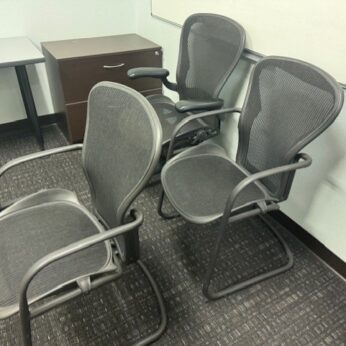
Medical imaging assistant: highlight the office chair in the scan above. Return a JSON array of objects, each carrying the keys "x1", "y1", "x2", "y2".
[
  {"x1": 0, "y1": 82, "x2": 166, "y2": 345},
  {"x1": 159, "y1": 56, "x2": 344, "y2": 300},
  {"x1": 128, "y1": 13, "x2": 245, "y2": 151}
]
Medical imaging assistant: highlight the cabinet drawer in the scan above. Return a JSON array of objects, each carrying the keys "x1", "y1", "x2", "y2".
[
  {"x1": 60, "y1": 50, "x2": 162, "y2": 104},
  {"x1": 65, "y1": 86, "x2": 163, "y2": 142},
  {"x1": 65, "y1": 102, "x2": 87, "y2": 143},
  {"x1": 141, "y1": 88, "x2": 162, "y2": 97}
]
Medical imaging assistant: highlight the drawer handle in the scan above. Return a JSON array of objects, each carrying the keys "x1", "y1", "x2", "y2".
[{"x1": 103, "y1": 63, "x2": 125, "y2": 69}]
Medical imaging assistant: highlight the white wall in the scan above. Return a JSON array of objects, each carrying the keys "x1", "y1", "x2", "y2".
[
  {"x1": 151, "y1": 0, "x2": 346, "y2": 83},
  {"x1": 0, "y1": 0, "x2": 136, "y2": 123},
  {"x1": 135, "y1": 0, "x2": 346, "y2": 262},
  {"x1": 134, "y1": 0, "x2": 180, "y2": 103}
]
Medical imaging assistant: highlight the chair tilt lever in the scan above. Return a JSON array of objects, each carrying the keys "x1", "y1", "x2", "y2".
[{"x1": 191, "y1": 128, "x2": 219, "y2": 145}]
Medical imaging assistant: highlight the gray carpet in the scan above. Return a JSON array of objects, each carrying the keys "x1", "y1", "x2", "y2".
[{"x1": 0, "y1": 124, "x2": 345, "y2": 345}]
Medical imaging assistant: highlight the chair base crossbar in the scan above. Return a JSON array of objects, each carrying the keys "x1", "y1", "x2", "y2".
[
  {"x1": 21, "y1": 260, "x2": 167, "y2": 346},
  {"x1": 157, "y1": 189, "x2": 180, "y2": 220},
  {"x1": 202, "y1": 213, "x2": 294, "y2": 300}
]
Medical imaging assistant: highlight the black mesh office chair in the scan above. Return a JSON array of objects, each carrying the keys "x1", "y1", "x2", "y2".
[
  {"x1": 159, "y1": 56, "x2": 344, "y2": 300},
  {"x1": 0, "y1": 82, "x2": 166, "y2": 345},
  {"x1": 128, "y1": 13, "x2": 245, "y2": 149}
]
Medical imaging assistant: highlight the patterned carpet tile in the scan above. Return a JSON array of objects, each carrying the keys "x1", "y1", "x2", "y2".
[{"x1": 0, "y1": 125, "x2": 345, "y2": 345}]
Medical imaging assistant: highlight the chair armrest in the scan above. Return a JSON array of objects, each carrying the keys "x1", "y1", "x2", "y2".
[
  {"x1": 128, "y1": 67, "x2": 169, "y2": 79},
  {"x1": 0, "y1": 144, "x2": 83, "y2": 178},
  {"x1": 19, "y1": 209, "x2": 143, "y2": 343},
  {"x1": 222, "y1": 153, "x2": 312, "y2": 221},
  {"x1": 175, "y1": 99, "x2": 224, "y2": 113},
  {"x1": 166, "y1": 107, "x2": 242, "y2": 161},
  {"x1": 127, "y1": 67, "x2": 177, "y2": 91}
]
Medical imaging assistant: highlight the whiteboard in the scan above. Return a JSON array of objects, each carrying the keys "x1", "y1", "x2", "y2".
[{"x1": 151, "y1": 0, "x2": 346, "y2": 83}]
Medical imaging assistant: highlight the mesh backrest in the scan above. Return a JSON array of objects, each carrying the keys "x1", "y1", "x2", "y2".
[
  {"x1": 82, "y1": 82, "x2": 162, "y2": 227},
  {"x1": 176, "y1": 13, "x2": 245, "y2": 100},
  {"x1": 236, "y1": 57, "x2": 344, "y2": 200}
]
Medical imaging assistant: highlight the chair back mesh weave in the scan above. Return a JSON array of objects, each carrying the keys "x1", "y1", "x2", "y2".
[
  {"x1": 83, "y1": 82, "x2": 162, "y2": 227},
  {"x1": 236, "y1": 57, "x2": 344, "y2": 200},
  {"x1": 176, "y1": 13, "x2": 245, "y2": 100}
]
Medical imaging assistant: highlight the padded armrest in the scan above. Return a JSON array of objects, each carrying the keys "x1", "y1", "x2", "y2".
[
  {"x1": 127, "y1": 67, "x2": 170, "y2": 79},
  {"x1": 128, "y1": 67, "x2": 177, "y2": 91},
  {"x1": 175, "y1": 99, "x2": 224, "y2": 113}
]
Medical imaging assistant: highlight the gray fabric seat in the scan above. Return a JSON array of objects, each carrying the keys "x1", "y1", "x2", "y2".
[
  {"x1": 162, "y1": 143, "x2": 272, "y2": 224},
  {"x1": 0, "y1": 189, "x2": 111, "y2": 318},
  {"x1": 128, "y1": 14, "x2": 245, "y2": 147}
]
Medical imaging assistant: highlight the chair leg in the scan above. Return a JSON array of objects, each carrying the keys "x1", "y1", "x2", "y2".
[
  {"x1": 202, "y1": 214, "x2": 294, "y2": 300},
  {"x1": 134, "y1": 260, "x2": 167, "y2": 346},
  {"x1": 20, "y1": 261, "x2": 167, "y2": 346},
  {"x1": 157, "y1": 188, "x2": 180, "y2": 220}
]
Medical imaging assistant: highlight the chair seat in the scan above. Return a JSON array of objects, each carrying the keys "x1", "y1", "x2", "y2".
[
  {"x1": 0, "y1": 189, "x2": 113, "y2": 318},
  {"x1": 147, "y1": 94, "x2": 213, "y2": 145},
  {"x1": 161, "y1": 143, "x2": 274, "y2": 224}
]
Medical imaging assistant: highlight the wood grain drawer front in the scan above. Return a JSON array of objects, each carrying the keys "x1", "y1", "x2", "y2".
[
  {"x1": 60, "y1": 50, "x2": 162, "y2": 104},
  {"x1": 65, "y1": 86, "x2": 161, "y2": 143},
  {"x1": 141, "y1": 88, "x2": 162, "y2": 97},
  {"x1": 66, "y1": 102, "x2": 87, "y2": 142}
]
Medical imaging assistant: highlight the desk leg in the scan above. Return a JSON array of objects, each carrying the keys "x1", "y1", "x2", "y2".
[{"x1": 15, "y1": 65, "x2": 44, "y2": 150}]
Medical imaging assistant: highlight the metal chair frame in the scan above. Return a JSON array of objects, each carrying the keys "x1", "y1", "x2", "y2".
[
  {"x1": 0, "y1": 136, "x2": 167, "y2": 344},
  {"x1": 158, "y1": 107, "x2": 312, "y2": 300},
  {"x1": 159, "y1": 54, "x2": 344, "y2": 299}
]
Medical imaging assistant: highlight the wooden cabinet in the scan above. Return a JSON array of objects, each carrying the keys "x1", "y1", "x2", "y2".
[{"x1": 42, "y1": 34, "x2": 162, "y2": 143}]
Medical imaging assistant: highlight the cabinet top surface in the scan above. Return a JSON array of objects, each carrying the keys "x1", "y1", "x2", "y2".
[{"x1": 41, "y1": 34, "x2": 161, "y2": 60}]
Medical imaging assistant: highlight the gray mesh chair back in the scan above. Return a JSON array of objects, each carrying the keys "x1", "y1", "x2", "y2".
[
  {"x1": 176, "y1": 13, "x2": 245, "y2": 100},
  {"x1": 83, "y1": 82, "x2": 162, "y2": 228},
  {"x1": 236, "y1": 57, "x2": 344, "y2": 200}
]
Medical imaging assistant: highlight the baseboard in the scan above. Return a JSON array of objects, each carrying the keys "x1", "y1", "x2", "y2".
[
  {"x1": 271, "y1": 210, "x2": 346, "y2": 279},
  {"x1": 0, "y1": 113, "x2": 62, "y2": 135}
]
